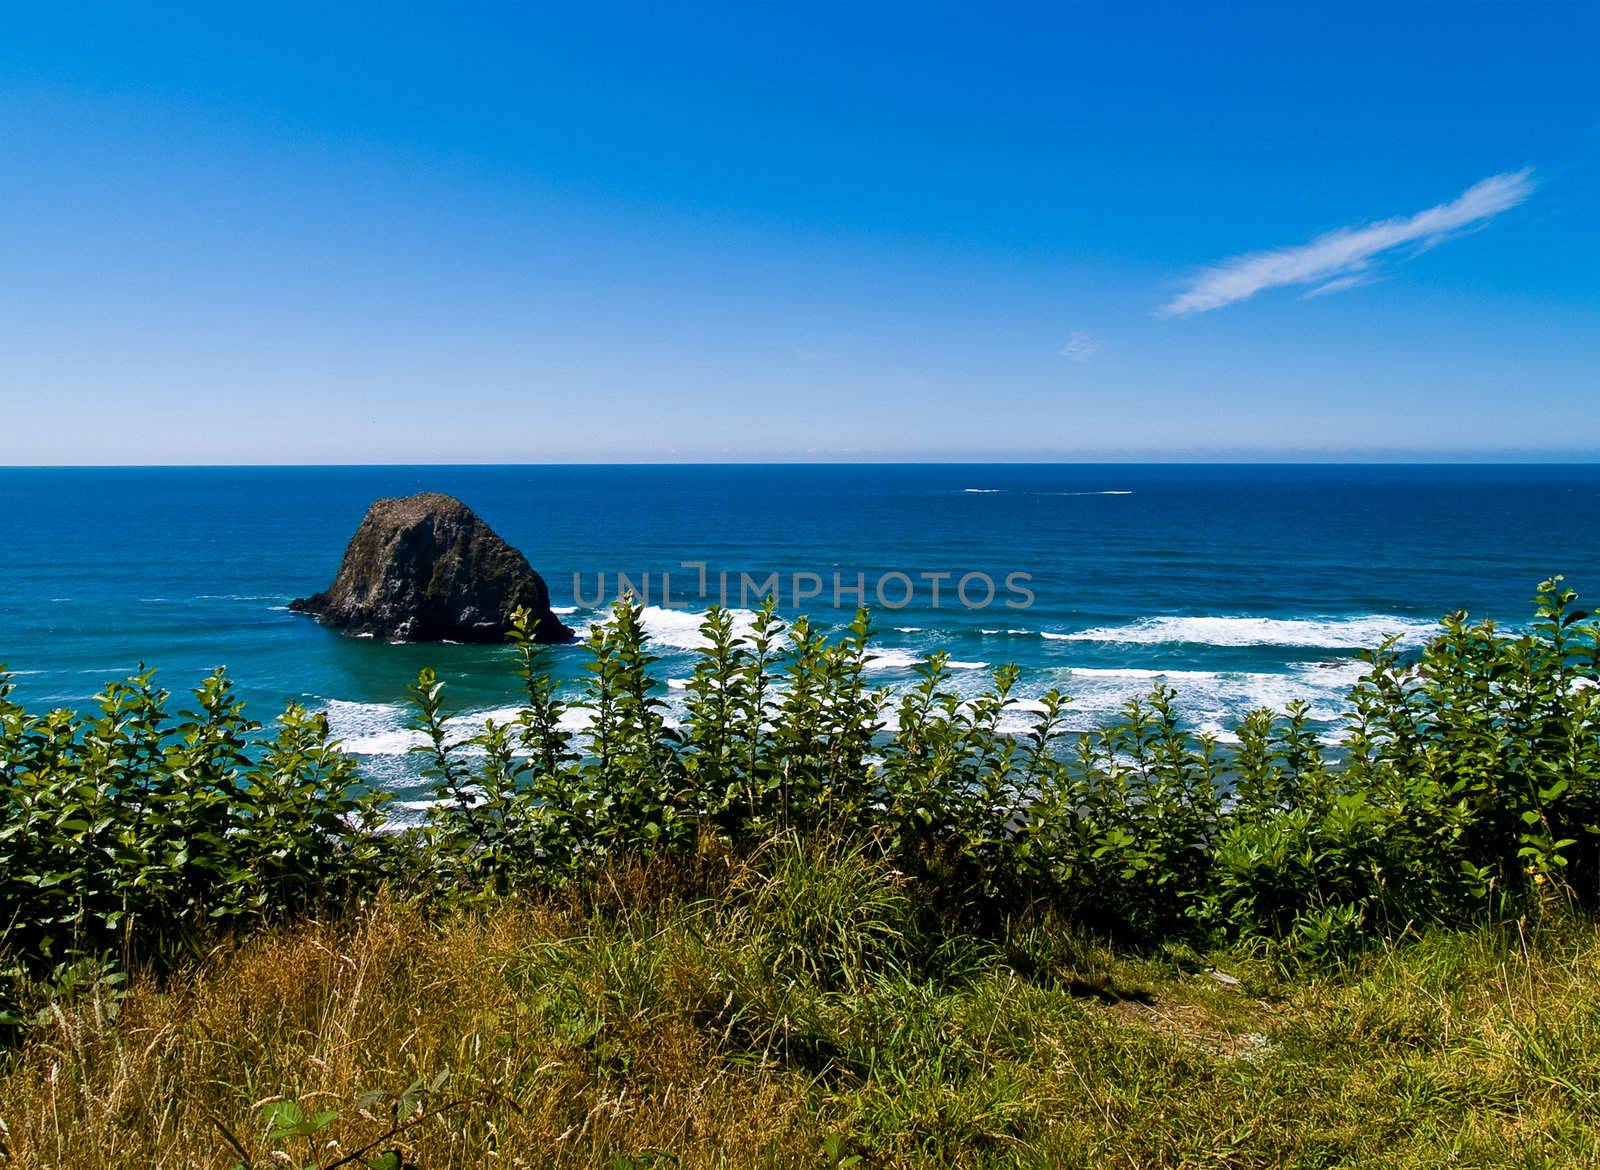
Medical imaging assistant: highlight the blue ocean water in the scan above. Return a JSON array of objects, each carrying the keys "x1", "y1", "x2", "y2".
[{"x1": 3, "y1": 465, "x2": 1597, "y2": 797}]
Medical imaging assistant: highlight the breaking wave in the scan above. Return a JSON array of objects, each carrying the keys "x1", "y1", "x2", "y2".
[{"x1": 1046, "y1": 614, "x2": 1436, "y2": 649}]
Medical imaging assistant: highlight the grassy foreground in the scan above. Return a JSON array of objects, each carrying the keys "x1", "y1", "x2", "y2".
[{"x1": 3, "y1": 840, "x2": 1599, "y2": 1169}]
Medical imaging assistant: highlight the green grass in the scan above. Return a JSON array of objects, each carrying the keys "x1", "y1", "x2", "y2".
[{"x1": 3, "y1": 840, "x2": 1598, "y2": 1169}]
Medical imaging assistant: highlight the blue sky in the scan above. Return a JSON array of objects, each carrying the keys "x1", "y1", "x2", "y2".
[{"x1": 2, "y1": 2, "x2": 1597, "y2": 463}]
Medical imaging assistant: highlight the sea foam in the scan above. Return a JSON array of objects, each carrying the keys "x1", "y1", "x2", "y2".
[
  {"x1": 325, "y1": 697, "x2": 601, "y2": 757},
  {"x1": 864, "y1": 647, "x2": 922, "y2": 671},
  {"x1": 322, "y1": 653, "x2": 1372, "y2": 762},
  {"x1": 638, "y1": 605, "x2": 764, "y2": 651},
  {"x1": 1047, "y1": 614, "x2": 1435, "y2": 649}
]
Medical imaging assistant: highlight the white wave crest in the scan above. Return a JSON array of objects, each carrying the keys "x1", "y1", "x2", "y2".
[
  {"x1": 1054, "y1": 660, "x2": 1370, "y2": 731},
  {"x1": 639, "y1": 605, "x2": 764, "y2": 651},
  {"x1": 324, "y1": 699, "x2": 414, "y2": 755},
  {"x1": 896, "y1": 658, "x2": 1373, "y2": 738},
  {"x1": 1047, "y1": 614, "x2": 1435, "y2": 649},
  {"x1": 325, "y1": 697, "x2": 599, "y2": 757},
  {"x1": 864, "y1": 648, "x2": 922, "y2": 671}
]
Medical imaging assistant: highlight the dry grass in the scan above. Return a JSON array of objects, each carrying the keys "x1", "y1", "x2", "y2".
[{"x1": 3, "y1": 853, "x2": 1600, "y2": 1168}]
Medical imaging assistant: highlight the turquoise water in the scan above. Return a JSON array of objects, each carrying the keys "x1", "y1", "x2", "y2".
[{"x1": 4, "y1": 464, "x2": 1597, "y2": 797}]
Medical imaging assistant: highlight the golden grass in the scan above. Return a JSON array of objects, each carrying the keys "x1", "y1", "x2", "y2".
[{"x1": 3, "y1": 869, "x2": 1600, "y2": 1168}]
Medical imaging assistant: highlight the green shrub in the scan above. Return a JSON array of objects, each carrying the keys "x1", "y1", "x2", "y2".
[
  {"x1": 6, "y1": 577, "x2": 1600, "y2": 1024},
  {"x1": 0, "y1": 668, "x2": 385, "y2": 1025}
]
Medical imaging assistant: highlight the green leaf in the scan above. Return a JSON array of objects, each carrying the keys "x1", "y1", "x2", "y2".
[{"x1": 263, "y1": 1100, "x2": 304, "y2": 1139}]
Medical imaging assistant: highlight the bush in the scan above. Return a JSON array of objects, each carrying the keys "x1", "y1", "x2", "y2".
[
  {"x1": 6, "y1": 577, "x2": 1600, "y2": 1024},
  {"x1": 0, "y1": 669, "x2": 385, "y2": 1025}
]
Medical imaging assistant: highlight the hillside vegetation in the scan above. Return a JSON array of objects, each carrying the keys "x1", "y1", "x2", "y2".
[{"x1": 3, "y1": 579, "x2": 1600, "y2": 1166}]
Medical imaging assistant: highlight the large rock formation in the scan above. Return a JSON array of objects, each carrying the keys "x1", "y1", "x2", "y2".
[{"x1": 289, "y1": 493, "x2": 572, "y2": 644}]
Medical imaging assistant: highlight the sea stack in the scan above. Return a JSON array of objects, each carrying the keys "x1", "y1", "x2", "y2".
[{"x1": 289, "y1": 493, "x2": 572, "y2": 644}]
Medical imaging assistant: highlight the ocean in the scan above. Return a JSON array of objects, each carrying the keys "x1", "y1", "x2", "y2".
[{"x1": 3, "y1": 464, "x2": 1596, "y2": 799}]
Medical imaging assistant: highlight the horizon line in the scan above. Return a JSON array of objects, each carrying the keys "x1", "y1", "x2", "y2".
[{"x1": 5, "y1": 453, "x2": 1600, "y2": 470}]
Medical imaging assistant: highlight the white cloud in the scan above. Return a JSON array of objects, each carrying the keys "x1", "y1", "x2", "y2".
[
  {"x1": 1161, "y1": 168, "x2": 1535, "y2": 316},
  {"x1": 1299, "y1": 273, "x2": 1377, "y2": 299},
  {"x1": 1059, "y1": 331, "x2": 1100, "y2": 361}
]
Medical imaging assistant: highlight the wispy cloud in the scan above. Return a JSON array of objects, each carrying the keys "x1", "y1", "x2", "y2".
[
  {"x1": 1161, "y1": 168, "x2": 1535, "y2": 316},
  {"x1": 1059, "y1": 331, "x2": 1100, "y2": 362},
  {"x1": 1299, "y1": 273, "x2": 1377, "y2": 300}
]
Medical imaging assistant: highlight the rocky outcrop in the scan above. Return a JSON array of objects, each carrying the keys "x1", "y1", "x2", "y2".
[{"x1": 289, "y1": 493, "x2": 572, "y2": 644}]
